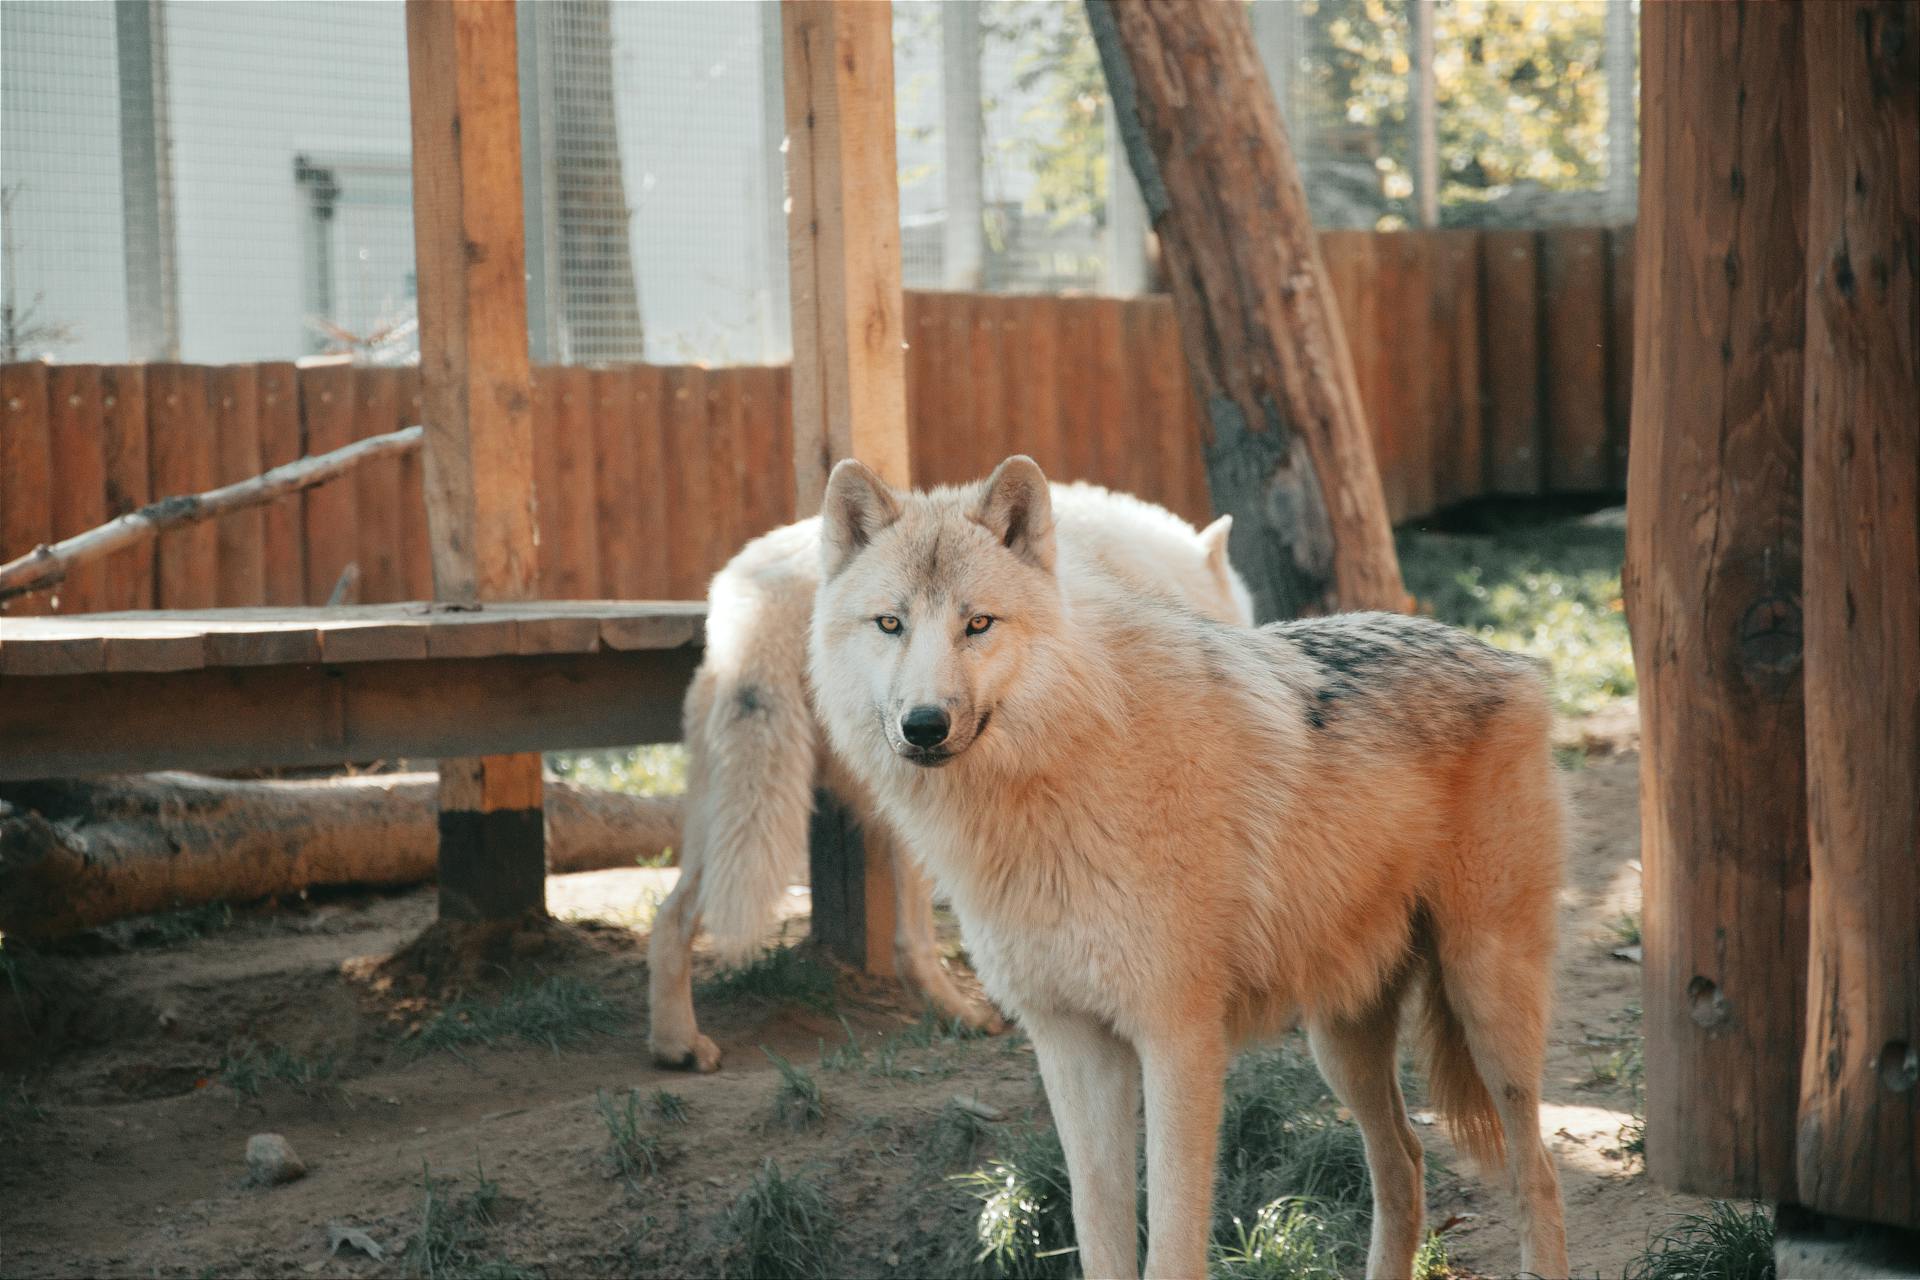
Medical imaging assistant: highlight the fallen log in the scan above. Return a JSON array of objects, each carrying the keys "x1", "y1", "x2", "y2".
[
  {"x1": 0, "y1": 771, "x2": 679, "y2": 937},
  {"x1": 0, "y1": 425, "x2": 423, "y2": 603}
]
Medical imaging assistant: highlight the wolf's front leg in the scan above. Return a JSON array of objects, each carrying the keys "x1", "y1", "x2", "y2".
[
  {"x1": 1024, "y1": 1010, "x2": 1141, "y2": 1280},
  {"x1": 1140, "y1": 1027, "x2": 1228, "y2": 1280}
]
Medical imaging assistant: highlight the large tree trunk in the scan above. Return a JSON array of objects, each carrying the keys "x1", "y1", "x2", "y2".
[
  {"x1": 0, "y1": 773, "x2": 679, "y2": 938},
  {"x1": 1624, "y1": 1, "x2": 1809, "y2": 1203},
  {"x1": 1796, "y1": 0, "x2": 1919, "y2": 1231},
  {"x1": 1086, "y1": 0, "x2": 1404, "y2": 620}
]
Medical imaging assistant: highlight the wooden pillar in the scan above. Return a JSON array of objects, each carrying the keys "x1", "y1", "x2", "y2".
[
  {"x1": 1623, "y1": 0, "x2": 1808, "y2": 1202},
  {"x1": 1796, "y1": 0, "x2": 1919, "y2": 1230},
  {"x1": 405, "y1": 0, "x2": 547, "y2": 924},
  {"x1": 1087, "y1": 0, "x2": 1404, "y2": 620},
  {"x1": 783, "y1": 0, "x2": 908, "y2": 977}
]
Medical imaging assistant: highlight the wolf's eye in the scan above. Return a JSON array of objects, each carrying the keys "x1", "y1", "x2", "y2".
[
  {"x1": 876, "y1": 615, "x2": 902, "y2": 634},
  {"x1": 966, "y1": 614, "x2": 994, "y2": 636}
]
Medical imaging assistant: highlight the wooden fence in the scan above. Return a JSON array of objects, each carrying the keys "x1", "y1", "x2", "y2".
[{"x1": 0, "y1": 226, "x2": 1633, "y2": 616}]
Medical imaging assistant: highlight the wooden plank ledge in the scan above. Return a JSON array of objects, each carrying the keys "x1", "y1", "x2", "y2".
[{"x1": 0, "y1": 601, "x2": 705, "y2": 781}]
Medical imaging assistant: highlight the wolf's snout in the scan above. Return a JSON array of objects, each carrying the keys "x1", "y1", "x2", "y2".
[{"x1": 900, "y1": 705, "x2": 951, "y2": 748}]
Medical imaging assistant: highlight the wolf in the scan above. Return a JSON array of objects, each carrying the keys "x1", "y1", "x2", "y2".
[
  {"x1": 646, "y1": 481, "x2": 1255, "y2": 1073},
  {"x1": 808, "y1": 455, "x2": 1571, "y2": 1280}
]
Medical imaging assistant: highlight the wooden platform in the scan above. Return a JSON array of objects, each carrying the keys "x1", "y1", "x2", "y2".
[{"x1": 0, "y1": 602, "x2": 705, "y2": 780}]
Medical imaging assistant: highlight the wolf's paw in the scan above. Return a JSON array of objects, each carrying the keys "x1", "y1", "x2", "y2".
[
  {"x1": 650, "y1": 1033, "x2": 723, "y2": 1073},
  {"x1": 951, "y1": 997, "x2": 1008, "y2": 1037}
]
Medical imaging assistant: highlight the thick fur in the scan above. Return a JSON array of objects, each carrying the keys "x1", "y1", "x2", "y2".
[
  {"x1": 809, "y1": 457, "x2": 1570, "y2": 1280},
  {"x1": 645, "y1": 482, "x2": 1253, "y2": 1074}
]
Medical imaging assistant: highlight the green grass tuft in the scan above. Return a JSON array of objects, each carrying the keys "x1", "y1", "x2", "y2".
[
  {"x1": 1610, "y1": 912, "x2": 1643, "y2": 947},
  {"x1": 545, "y1": 745, "x2": 687, "y2": 799},
  {"x1": 697, "y1": 946, "x2": 838, "y2": 1012},
  {"x1": 401, "y1": 1159, "x2": 537, "y2": 1280},
  {"x1": 1215, "y1": 1044, "x2": 1373, "y2": 1234},
  {"x1": 720, "y1": 1158, "x2": 838, "y2": 1280},
  {"x1": 1214, "y1": 1197, "x2": 1362, "y2": 1279},
  {"x1": 415, "y1": 977, "x2": 622, "y2": 1055},
  {"x1": 1624, "y1": 1202, "x2": 1775, "y2": 1280},
  {"x1": 649, "y1": 1089, "x2": 689, "y2": 1125},
  {"x1": 924, "y1": 1098, "x2": 995, "y2": 1169},
  {"x1": 595, "y1": 1088, "x2": 665, "y2": 1181},
  {"x1": 1399, "y1": 521, "x2": 1633, "y2": 717},
  {"x1": 953, "y1": 1123, "x2": 1084, "y2": 1280},
  {"x1": 763, "y1": 1048, "x2": 825, "y2": 1129},
  {"x1": 218, "y1": 1042, "x2": 336, "y2": 1098}
]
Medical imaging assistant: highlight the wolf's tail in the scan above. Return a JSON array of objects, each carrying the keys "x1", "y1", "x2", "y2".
[
  {"x1": 684, "y1": 581, "x2": 820, "y2": 964},
  {"x1": 1417, "y1": 947, "x2": 1508, "y2": 1175}
]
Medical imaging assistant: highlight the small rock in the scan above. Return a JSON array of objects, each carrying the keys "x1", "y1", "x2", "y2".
[
  {"x1": 327, "y1": 1224, "x2": 385, "y2": 1261},
  {"x1": 950, "y1": 1094, "x2": 1004, "y2": 1122},
  {"x1": 246, "y1": 1133, "x2": 307, "y2": 1186}
]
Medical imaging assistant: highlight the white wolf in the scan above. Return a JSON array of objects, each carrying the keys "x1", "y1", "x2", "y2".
[
  {"x1": 646, "y1": 481, "x2": 1255, "y2": 1073},
  {"x1": 809, "y1": 456, "x2": 1570, "y2": 1280}
]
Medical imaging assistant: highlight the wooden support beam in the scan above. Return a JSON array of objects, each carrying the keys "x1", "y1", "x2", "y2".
[
  {"x1": 1624, "y1": 0, "x2": 1809, "y2": 1203},
  {"x1": 1797, "y1": 0, "x2": 1919, "y2": 1231},
  {"x1": 782, "y1": 0, "x2": 909, "y2": 977},
  {"x1": 405, "y1": 0, "x2": 546, "y2": 925}
]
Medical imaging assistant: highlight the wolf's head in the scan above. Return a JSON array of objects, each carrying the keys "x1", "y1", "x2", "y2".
[{"x1": 810, "y1": 456, "x2": 1069, "y2": 773}]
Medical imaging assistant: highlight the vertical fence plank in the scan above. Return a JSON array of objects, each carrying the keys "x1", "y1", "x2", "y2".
[
  {"x1": 1542, "y1": 227, "x2": 1611, "y2": 491},
  {"x1": 148, "y1": 364, "x2": 218, "y2": 609},
  {"x1": 530, "y1": 368, "x2": 563, "y2": 598},
  {"x1": 1430, "y1": 230, "x2": 1486, "y2": 510},
  {"x1": 935, "y1": 292, "x2": 977, "y2": 485},
  {"x1": 549, "y1": 364, "x2": 601, "y2": 599},
  {"x1": 1, "y1": 364, "x2": 54, "y2": 616},
  {"x1": 395, "y1": 368, "x2": 433, "y2": 600},
  {"x1": 734, "y1": 365, "x2": 785, "y2": 546},
  {"x1": 662, "y1": 364, "x2": 712, "y2": 598},
  {"x1": 707, "y1": 370, "x2": 745, "y2": 576},
  {"x1": 47, "y1": 365, "x2": 109, "y2": 614},
  {"x1": 1140, "y1": 297, "x2": 1205, "y2": 525},
  {"x1": 352, "y1": 366, "x2": 408, "y2": 603},
  {"x1": 210, "y1": 364, "x2": 266, "y2": 606},
  {"x1": 98, "y1": 364, "x2": 153, "y2": 611},
  {"x1": 1056, "y1": 299, "x2": 1101, "y2": 484},
  {"x1": 903, "y1": 292, "x2": 931, "y2": 481},
  {"x1": 970, "y1": 295, "x2": 1009, "y2": 484},
  {"x1": 591, "y1": 367, "x2": 643, "y2": 598},
  {"x1": 1607, "y1": 226, "x2": 1637, "y2": 490},
  {"x1": 1015, "y1": 297, "x2": 1065, "y2": 484},
  {"x1": 256, "y1": 363, "x2": 307, "y2": 605},
  {"x1": 627, "y1": 365, "x2": 672, "y2": 598},
  {"x1": 299, "y1": 362, "x2": 358, "y2": 604},
  {"x1": 1090, "y1": 296, "x2": 1128, "y2": 493},
  {"x1": 1481, "y1": 229, "x2": 1544, "y2": 494}
]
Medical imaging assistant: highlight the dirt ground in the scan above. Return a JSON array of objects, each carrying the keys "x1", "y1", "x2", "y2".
[{"x1": 1, "y1": 720, "x2": 1706, "y2": 1279}]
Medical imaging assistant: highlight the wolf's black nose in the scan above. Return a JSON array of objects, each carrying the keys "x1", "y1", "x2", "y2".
[{"x1": 901, "y1": 705, "x2": 951, "y2": 748}]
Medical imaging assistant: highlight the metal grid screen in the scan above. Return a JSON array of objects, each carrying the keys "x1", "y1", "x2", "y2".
[{"x1": 1, "y1": 0, "x2": 1634, "y2": 367}]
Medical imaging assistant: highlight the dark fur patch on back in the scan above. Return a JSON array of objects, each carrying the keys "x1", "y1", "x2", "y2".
[{"x1": 734, "y1": 684, "x2": 766, "y2": 718}]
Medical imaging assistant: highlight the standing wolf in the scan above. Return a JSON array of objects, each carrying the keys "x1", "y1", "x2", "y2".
[
  {"x1": 646, "y1": 482, "x2": 1254, "y2": 1073},
  {"x1": 809, "y1": 456, "x2": 1571, "y2": 1280}
]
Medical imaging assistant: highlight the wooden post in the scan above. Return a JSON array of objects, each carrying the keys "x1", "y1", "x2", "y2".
[
  {"x1": 1087, "y1": 0, "x2": 1405, "y2": 620},
  {"x1": 405, "y1": 0, "x2": 547, "y2": 925},
  {"x1": 1796, "y1": 0, "x2": 1919, "y2": 1230},
  {"x1": 1623, "y1": 0, "x2": 1808, "y2": 1203},
  {"x1": 783, "y1": 0, "x2": 907, "y2": 977}
]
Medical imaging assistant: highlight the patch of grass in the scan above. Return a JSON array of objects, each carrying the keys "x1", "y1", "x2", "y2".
[
  {"x1": 720, "y1": 1158, "x2": 838, "y2": 1280},
  {"x1": 218, "y1": 1042, "x2": 336, "y2": 1098},
  {"x1": 764, "y1": 1048, "x2": 825, "y2": 1129},
  {"x1": 954, "y1": 1123, "x2": 1083, "y2": 1280},
  {"x1": 1399, "y1": 521, "x2": 1633, "y2": 717},
  {"x1": 595, "y1": 1088, "x2": 665, "y2": 1181},
  {"x1": 414, "y1": 977, "x2": 622, "y2": 1055},
  {"x1": 821, "y1": 1012, "x2": 979, "y2": 1082},
  {"x1": 557, "y1": 885, "x2": 665, "y2": 933},
  {"x1": 1624, "y1": 1202, "x2": 1775, "y2": 1280},
  {"x1": 545, "y1": 745, "x2": 687, "y2": 799},
  {"x1": 1215, "y1": 1043, "x2": 1373, "y2": 1235},
  {"x1": 401, "y1": 1159, "x2": 537, "y2": 1280},
  {"x1": 1610, "y1": 912, "x2": 1643, "y2": 948},
  {"x1": 697, "y1": 946, "x2": 837, "y2": 1013},
  {"x1": 1214, "y1": 1197, "x2": 1362, "y2": 1279},
  {"x1": 649, "y1": 1089, "x2": 689, "y2": 1125},
  {"x1": 924, "y1": 1098, "x2": 995, "y2": 1169}
]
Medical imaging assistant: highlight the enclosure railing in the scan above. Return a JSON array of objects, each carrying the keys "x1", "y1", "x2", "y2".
[{"x1": 0, "y1": 226, "x2": 1633, "y2": 616}]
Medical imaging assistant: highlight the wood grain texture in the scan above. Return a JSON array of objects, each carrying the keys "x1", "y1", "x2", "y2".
[
  {"x1": 298, "y1": 362, "x2": 359, "y2": 604},
  {"x1": 1, "y1": 363, "x2": 54, "y2": 617},
  {"x1": 256, "y1": 363, "x2": 307, "y2": 606},
  {"x1": 1796, "y1": 0, "x2": 1919, "y2": 1230},
  {"x1": 1481, "y1": 229, "x2": 1544, "y2": 494},
  {"x1": 1430, "y1": 230, "x2": 1485, "y2": 509},
  {"x1": 209, "y1": 365, "x2": 265, "y2": 606},
  {"x1": 1624, "y1": 0, "x2": 1809, "y2": 1204},
  {"x1": 1606, "y1": 227, "x2": 1636, "y2": 489},
  {"x1": 350, "y1": 367, "x2": 409, "y2": 604},
  {"x1": 47, "y1": 365, "x2": 109, "y2": 613},
  {"x1": 1090, "y1": 0, "x2": 1404, "y2": 619},
  {"x1": 98, "y1": 365, "x2": 153, "y2": 612},
  {"x1": 591, "y1": 367, "x2": 645, "y2": 599},
  {"x1": 1542, "y1": 226, "x2": 1610, "y2": 491},
  {"x1": 626, "y1": 364, "x2": 672, "y2": 599}
]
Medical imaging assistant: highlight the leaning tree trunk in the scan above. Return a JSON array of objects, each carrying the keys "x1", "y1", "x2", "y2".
[
  {"x1": 1086, "y1": 0, "x2": 1404, "y2": 620},
  {"x1": 1623, "y1": 1, "x2": 1809, "y2": 1202},
  {"x1": 0, "y1": 773, "x2": 679, "y2": 938},
  {"x1": 1796, "y1": 0, "x2": 1919, "y2": 1231}
]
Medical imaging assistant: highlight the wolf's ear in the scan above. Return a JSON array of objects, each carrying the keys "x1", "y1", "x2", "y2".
[
  {"x1": 974, "y1": 455, "x2": 1055, "y2": 572},
  {"x1": 820, "y1": 458, "x2": 903, "y2": 578},
  {"x1": 1199, "y1": 514, "x2": 1234, "y2": 576}
]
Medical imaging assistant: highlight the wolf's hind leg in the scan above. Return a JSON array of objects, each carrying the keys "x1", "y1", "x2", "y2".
[
  {"x1": 1025, "y1": 1010, "x2": 1141, "y2": 1280},
  {"x1": 886, "y1": 838, "x2": 1005, "y2": 1034},
  {"x1": 1307, "y1": 979, "x2": 1425, "y2": 1280},
  {"x1": 647, "y1": 671, "x2": 722, "y2": 1072}
]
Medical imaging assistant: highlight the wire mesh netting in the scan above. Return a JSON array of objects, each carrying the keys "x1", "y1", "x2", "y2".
[{"x1": 1, "y1": 0, "x2": 1635, "y2": 369}]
